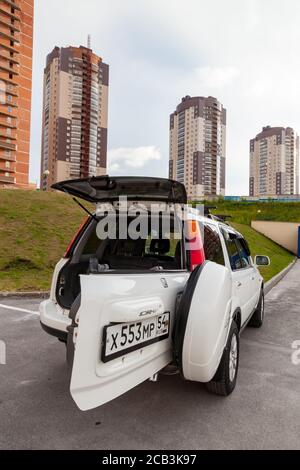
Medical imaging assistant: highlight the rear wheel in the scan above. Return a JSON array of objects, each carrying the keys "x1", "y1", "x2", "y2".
[
  {"x1": 248, "y1": 289, "x2": 264, "y2": 328},
  {"x1": 206, "y1": 321, "x2": 239, "y2": 396}
]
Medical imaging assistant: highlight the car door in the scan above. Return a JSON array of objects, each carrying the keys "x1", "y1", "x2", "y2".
[
  {"x1": 69, "y1": 271, "x2": 189, "y2": 411},
  {"x1": 52, "y1": 175, "x2": 187, "y2": 204},
  {"x1": 235, "y1": 237, "x2": 261, "y2": 311},
  {"x1": 221, "y1": 230, "x2": 255, "y2": 326}
]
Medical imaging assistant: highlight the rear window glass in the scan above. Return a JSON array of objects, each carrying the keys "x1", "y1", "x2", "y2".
[{"x1": 81, "y1": 214, "x2": 184, "y2": 271}]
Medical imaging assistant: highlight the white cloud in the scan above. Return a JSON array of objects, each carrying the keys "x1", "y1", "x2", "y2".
[
  {"x1": 194, "y1": 66, "x2": 240, "y2": 90},
  {"x1": 30, "y1": 0, "x2": 300, "y2": 195},
  {"x1": 109, "y1": 163, "x2": 120, "y2": 172},
  {"x1": 108, "y1": 146, "x2": 162, "y2": 175}
]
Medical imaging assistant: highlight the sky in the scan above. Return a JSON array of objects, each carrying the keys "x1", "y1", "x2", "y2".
[{"x1": 30, "y1": 0, "x2": 300, "y2": 194}]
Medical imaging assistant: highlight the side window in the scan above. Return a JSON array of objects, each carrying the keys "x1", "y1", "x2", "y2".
[
  {"x1": 235, "y1": 239, "x2": 251, "y2": 268},
  {"x1": 222, "y1": 230, "x2": 251, "y2": 271},
  {"x1": 224, "y1": 237, "x2": 243, "y2": 271},
  {"x1": 203, "y1": 224, "x2": 225, "y2": 266}
]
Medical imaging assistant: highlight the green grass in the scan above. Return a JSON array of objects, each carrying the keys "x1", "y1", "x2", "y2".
[
  {"x1": 0, "y1": 190, "x2": 86, "y2": 292},
  {"x1": 196, "y1": 199, "x2": 300, "y2": 226},
  {"x1": 0, "y1": 191, "x2": 298, "y2": 291},
  {"x1": 197, "y1": 199, "x2": 298, "y2": 282},
  {"x1": 231, "y1": 223, "x2": 295, "y2": 282}
]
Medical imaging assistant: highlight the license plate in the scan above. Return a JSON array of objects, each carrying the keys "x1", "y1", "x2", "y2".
[{"x1": 102, "y1": 313, "x2": 170, "y2": 363}]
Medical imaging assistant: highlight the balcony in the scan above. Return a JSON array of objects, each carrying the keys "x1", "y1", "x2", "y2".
[
  {"x1": 0, "y1": 174, "x2": 14, "y2": 184},
  {"x1": 2, "y1": 0, "x2": 21, "y2": 11},
  {"x1": 0, "y1": 151, "x2": 16, "y2": 161},
  {"x1": 0, "y1": 107, "x2": 17, "y2": 119},
  {"x1": 1, "y1": 99, "x2": 18, "y2": 107},
  {"x1": 0, "y1": 119, "x2": 17, "y2": 129},
  {"x1": 0, "y1": 131, "x2": 16, "y2": 139},
  {"x1": 0, "y1": 139, "x2": 16, "y2": 150},
  {"x1": 0, "y1": 163, "x2": 15, "y2": 172},
  {"x1": 0, "y1": 62, "x2": 19, "y2": 75},
  {"x1": 0, "y1": 7, "x2": 20, "y2": 21},
  {"x1": 0, "y1": 50, "x2": 19, "y2": 64},
  {"x1": 0, "y1": 29, "x2": 20, "y2": 43},
  {"x1": 0, "y1": 73, "x2": 18, "y2": 86},
  {"x1": 0, "y1": 40, "x2": 20, "y2": 54},
  {"x1": 0, "y1": 18, "x2": 20, "y2": 32}
]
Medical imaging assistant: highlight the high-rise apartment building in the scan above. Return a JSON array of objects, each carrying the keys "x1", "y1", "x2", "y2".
[
  {"x1": 249, "y1": 126, "x2": 299, "y2": 197},
  {"x1": 40, "y1": 45, "x2": 109, "y2": 191},
  {"x1": 169, "y1": 95, "x2": 226, "y2": 200},
  {"x1": 0, "y1": 0, "x2": 34, "y2": 188}
]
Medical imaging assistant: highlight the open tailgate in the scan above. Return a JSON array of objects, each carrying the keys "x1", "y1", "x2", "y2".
[{"x1": 52, "y1": 176, "x2": 187, "y2": 204}]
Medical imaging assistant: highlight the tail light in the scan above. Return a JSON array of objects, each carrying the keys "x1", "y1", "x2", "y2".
[
  {"x1": 186, "y1": 220, "x2": 205, "y2": 271},
  {"x1": 64, "y1": 217, "x2": 90, "y2": 258}
]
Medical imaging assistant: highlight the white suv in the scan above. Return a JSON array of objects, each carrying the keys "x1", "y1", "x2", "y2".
[{"x1": 40, "y1": 176, "x2": 270, "y2": 411}]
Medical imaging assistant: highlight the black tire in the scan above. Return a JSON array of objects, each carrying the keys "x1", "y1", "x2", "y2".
[
  {"x1": 248, "y1": 289, "x2": 264, "y2": 328},
  {"x1": 206, "y1": 321, "x2": 239, "y2": 397}
]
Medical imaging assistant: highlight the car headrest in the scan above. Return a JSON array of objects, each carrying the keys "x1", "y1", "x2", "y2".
[
  {"x1": 115, "y1": 238, "x2": 145, "y2": 256},
  {"x1": 150, "y1": 239, "x2": 170, "y2": 255}
]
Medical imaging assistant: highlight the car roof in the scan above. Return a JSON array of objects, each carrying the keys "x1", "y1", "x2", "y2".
[{"x1": 187, "y1": 208, "x2": 241, "y2": 235}]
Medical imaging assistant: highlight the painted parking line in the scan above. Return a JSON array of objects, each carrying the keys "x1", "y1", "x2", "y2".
[{"x1": 0, "y1": 304, "x2": 40, "y2": 316}]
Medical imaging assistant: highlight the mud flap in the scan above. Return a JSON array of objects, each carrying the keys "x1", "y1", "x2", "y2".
[{"x1": 174, "y1": 262, "x2": 232, "y2": 383}]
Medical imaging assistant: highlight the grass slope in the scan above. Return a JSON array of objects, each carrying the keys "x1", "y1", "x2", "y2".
[
  {"x1": 231, "y1": 223, "x2": 295, "y2": 282},
  {"x1": 0, "y1": 191, "x2": 298, "y2": 291},
  {"x1": 0, "y1": 190, "x2": 86, "y2": 291},
  {"x1": 206, "y1": 200, "x2": 300, "y2": 226}
]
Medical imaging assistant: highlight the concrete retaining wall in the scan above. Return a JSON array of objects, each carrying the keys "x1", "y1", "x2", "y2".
[{"x1": 251, "y1": 220, "x2": 300, "y2": 256}]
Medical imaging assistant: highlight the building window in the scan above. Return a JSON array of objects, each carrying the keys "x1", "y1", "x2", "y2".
[{"x1": 5, "y1": 162, "x2": 10, "y2": 169}]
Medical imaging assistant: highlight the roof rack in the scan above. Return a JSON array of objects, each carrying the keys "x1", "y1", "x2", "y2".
[
  {"x1": 204, "y1": 206, "x2": 232, "y2": 225},
  {"x1": 204, "y1": 206, "x2": 217, "y2": 216},
  {"x1": 214, "y1": 214, "x2": 232, "y2": 223}
]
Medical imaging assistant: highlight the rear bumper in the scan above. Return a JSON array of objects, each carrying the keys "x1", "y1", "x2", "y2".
[
  {"x1": 40, "y1": 322, "x2": 68, "y2": 343},
  {"x1": 39, "y1": 299, "x2": 71, "y2": 341}
]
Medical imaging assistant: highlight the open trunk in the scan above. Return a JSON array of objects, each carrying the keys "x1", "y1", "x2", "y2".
[
  {"x1": 56, "y1": 212, "x2": 186, "y2": 310},
  {"x1": 53, "y1": 176, "x2": 188, "y2": 310}
]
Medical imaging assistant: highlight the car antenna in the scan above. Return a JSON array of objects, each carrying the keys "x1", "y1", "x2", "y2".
[{"x1": 72, "y1": 197, "x2": 98, "y2": 222}]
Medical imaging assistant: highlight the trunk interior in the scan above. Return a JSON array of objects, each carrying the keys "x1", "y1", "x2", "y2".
[{"x1": 56, "y1": 213, "x2": 185, "y2": 310}]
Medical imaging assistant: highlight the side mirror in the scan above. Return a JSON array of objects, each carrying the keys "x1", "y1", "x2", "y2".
[{"x1": 255, "y1": 255, "x2": 271, "y2": 267}]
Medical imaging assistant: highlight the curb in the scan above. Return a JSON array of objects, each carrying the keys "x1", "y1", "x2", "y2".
[
  {"x1": 265, "y1": 259, "x2": 297, "y2": 295},
  {"x1": 0, "y1": 291, "x2": 50, "y2": 300}
]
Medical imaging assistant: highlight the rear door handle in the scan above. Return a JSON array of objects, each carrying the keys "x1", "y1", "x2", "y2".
[{"x1": 237, "y1": 281, "x2": 242, "y2": 288}]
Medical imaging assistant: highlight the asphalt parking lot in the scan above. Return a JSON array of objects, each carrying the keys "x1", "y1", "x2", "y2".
[{"x1": 0, "y1": 262, "x2": 300, "y2": 450}]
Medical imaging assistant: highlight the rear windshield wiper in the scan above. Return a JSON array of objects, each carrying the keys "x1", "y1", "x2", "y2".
[{"x1": 73, "y1": 197, "x2": 98, "y2": 222}]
